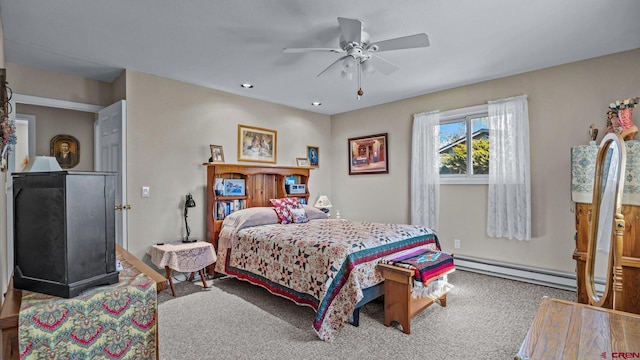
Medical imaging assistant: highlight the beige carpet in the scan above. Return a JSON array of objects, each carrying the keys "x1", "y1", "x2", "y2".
[{"x1": 158, "y1": 270, "x2": 576, "y2": 360}]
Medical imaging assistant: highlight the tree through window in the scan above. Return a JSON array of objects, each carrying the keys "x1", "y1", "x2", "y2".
[{"x1": 438, "y1": 115, "x2": 489, "y2": 177}]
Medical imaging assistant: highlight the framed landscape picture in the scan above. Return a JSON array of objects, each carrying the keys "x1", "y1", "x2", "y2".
[
  {"x1": 238, "y1": 124, "x2": 277, "y2": 163},
  {"x1": 348, "y1": 133, "x2": 388, "y2": 175}
]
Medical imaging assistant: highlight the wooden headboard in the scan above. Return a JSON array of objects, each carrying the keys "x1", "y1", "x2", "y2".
[{"x1": 203, "y1": 163, "x2": 310, "y2": 253}]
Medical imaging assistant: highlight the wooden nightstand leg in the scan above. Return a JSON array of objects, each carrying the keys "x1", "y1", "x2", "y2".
[
  {"x1": 164, "y1": 266, "x2": 176, "y2": 296},
  {"x1": 199, "y1": 269, "x2": 208, "y2": 288}
]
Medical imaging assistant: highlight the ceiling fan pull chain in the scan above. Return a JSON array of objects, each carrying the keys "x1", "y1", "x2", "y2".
[{"x1": 357, "y1": 61, "x2": 363, "y2": 100}]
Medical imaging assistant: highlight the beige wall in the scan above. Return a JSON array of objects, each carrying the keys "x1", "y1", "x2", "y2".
[
  {"x1": 7, "y1": 63, "x2": 113, "y2": 106},
  {"x1": 123, "y1": 71, "x2": 331, "y2": 259},
  {"x1": 331, "y1": 48, "x2": 640, "y2": 274},
  {"x1": 16, "y1": 104, "x2": 95, "y2": 171}
]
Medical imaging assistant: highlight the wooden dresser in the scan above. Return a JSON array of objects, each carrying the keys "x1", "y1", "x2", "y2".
[
  {"x1": 571, "y1": 141, "x2": 640, "y2": 313},
  {"x1": 573, "y1": 202, "x2": 640, "y2": 313}
]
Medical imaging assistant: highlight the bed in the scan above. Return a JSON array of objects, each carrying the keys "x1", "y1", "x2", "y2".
[{"x1": 214, "y1": 205, "x2": 448, "y2": 341}]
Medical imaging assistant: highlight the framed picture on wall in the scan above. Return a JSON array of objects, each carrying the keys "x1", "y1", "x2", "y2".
[
  {"x1": 50, "y1": 134, "x2": 80, "y2": 169},
  {"x1": 348, "y1": 133, "x2": 388, "y2": 175},
  {"x1": 307, "y1": 146, "x2": 319, "y2": 168},
  {"x1": 237, "y1": 124, "x2": 277, "y2": 163}
]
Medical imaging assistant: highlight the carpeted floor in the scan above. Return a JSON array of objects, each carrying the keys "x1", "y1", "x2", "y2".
[{"x1": 158, "y1": 270, "x2": 576, "y2": 359}]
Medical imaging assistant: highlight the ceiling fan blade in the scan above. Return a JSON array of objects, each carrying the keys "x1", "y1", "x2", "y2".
[
  {"x1": 337, "y1": 17, "x2": 362, "y2": 44},
  {"x1": 283, "y1": 47, "x2": 344, "y2": 54},
  {"x1": 368, "y1": 54, "x2": 400, "y2": 75},
  {"x1": 369, "y1": 33, "x2": 430, "y2": 52},
  {"x1": 317, "y1": 55, "x2": 348, "y2": 77}
]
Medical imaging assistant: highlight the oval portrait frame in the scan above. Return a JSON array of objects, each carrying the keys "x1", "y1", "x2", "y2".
[{"x1": 50, "y1": 134, "x2": 80, "y2": 169}]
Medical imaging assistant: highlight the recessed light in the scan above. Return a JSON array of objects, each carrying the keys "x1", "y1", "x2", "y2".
[
  {"x1": 240, "y1": 83, "x2": 254, "y2": 89},
  {"x1": 311, "y1": 102, "x2": 322, "y2": 106}
]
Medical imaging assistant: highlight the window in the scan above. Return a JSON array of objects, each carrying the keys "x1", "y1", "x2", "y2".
[{"x1": 437, "y1": 105, "x2": 489, "y2": 184}]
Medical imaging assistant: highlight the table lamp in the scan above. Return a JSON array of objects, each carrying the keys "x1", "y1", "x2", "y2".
[
  {"x1": 21, "y1": 156, "x2": 63, "y2": 172},
  {"x1": 183, "y1": 193, "x2": 197, "y2": 243},
  {"x1": 314, "y1": 195, "x2": 333, "y2": 217}
]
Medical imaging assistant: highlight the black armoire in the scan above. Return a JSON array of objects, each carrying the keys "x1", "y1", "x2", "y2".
[{"x1": 12, "y1": 171, "x2": 119, "y2": 298}]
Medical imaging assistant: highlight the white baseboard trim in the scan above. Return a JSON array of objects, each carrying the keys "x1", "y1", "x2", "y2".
[{"x1": 454, "y1": 255, "x2": 577, "y2": 291}]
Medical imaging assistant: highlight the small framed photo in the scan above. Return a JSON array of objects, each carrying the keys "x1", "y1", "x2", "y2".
[
  {"x1": 50, "y1": 134, "x2": 80, "y2": 169},
  {"x1": 210, "y1": 145, "x2": 225, "y2": 163},
  {"x1": 238, "y1": 124, "x2": 277, "y2": 163},
  {"x1": 296, "y1": 157, "x2": 310, "y2": 167},
  {"x1": 348, "y1": 133, "x2": 389, "y2": 175},
  {"x1": 223, "y1": 179, "x2": 245, "y2": 196},
  {"x1": 307, "y1": 146, "x2": 319, "y2": 168}
]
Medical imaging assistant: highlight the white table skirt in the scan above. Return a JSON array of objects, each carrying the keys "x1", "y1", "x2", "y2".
[{"x1": 148, "y1": 240, "x2": 217, "y2": 272}]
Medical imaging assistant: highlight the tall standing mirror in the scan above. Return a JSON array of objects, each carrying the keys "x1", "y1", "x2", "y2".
[{"x1": 585, "y1": 133, "x2": 626, "y2": 309}]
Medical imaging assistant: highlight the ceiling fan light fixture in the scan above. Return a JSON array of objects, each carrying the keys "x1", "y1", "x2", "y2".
[
  {"x1": 342, "y1": 55, "x2": 356, "y2": 72},
  {"x1": 361, "y1": 59, "x2": 374, "y2": 76},
  {"x1": 340, "y1": 70, "x2": 353, "y2": 80}
]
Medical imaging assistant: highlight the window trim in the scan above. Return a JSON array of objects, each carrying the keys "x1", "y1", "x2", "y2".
[{"x1": 438, "y1": 104, "x2": 489, "y2": 185}]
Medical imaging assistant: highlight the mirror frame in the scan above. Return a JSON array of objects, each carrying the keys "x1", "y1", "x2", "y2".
[{"x1": 585, "y1": 133, "x2": 626, "y2": 309}]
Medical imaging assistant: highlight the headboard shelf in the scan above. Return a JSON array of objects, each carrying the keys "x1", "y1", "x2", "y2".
[{"x1": 203, "y1": 163, "x2": 311, "y2": 261}]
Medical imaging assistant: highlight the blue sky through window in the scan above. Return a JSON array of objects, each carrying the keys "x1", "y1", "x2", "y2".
[{"x1": 439, "y1": 117, "x2": 488, "y2": 148}]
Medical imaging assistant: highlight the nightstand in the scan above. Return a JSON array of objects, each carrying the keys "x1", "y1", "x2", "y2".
[{"x1": 147, "y1": 241, "x2": 217, "y2": 296}]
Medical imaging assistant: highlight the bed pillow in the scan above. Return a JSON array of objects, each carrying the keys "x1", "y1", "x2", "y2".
[
  {"x1": 218, "y1": 207, "x2": 279, "y2": 249},
  {"x1": 303, "y1": 205, "x2": 329, "y2": 220},
  {"x1": 269, "y1": 197, "x2": 302, "y2": 224},
  {"x1": 222, "y1": 207, "x2": 279, "y2": 228}
]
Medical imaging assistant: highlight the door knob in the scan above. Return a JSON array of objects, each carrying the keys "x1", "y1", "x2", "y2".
[{"x1": 115, "y1": 205, "x2": 123, "y2": 211}]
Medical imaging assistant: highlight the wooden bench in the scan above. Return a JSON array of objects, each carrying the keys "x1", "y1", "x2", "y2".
[{"x1": 378, "y1": 263, "x2": 452, "y2": 334}]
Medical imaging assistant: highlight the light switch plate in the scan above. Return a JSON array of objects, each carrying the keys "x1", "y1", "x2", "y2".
[{"x1": 142, "y1": 186, "x2": 150, "y2": 197}]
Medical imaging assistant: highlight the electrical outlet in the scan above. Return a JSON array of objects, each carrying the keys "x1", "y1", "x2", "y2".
[
  {"x1": 454, "y1": 239, "x2": 461, "y2": 249},
  {"x1": 142, "y1": 186, "x2": 150, "y2": 197}
]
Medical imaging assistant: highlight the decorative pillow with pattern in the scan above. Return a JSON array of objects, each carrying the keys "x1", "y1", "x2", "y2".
[
  {"x1": 290, "y1": 207, "x2": 309, "y2": 223},
  {"x1": 269, "y1": 197, "x2": 302, "y2": 224}
]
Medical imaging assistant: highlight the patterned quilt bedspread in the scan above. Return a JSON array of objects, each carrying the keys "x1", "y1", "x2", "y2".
[{"x1": 215, "y1": 218, "x2": 440, "y2": 341}]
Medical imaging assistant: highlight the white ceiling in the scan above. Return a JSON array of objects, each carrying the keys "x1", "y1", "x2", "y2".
[{"x1": 1, "y1": 0, "x2": 639, "y2": 115}]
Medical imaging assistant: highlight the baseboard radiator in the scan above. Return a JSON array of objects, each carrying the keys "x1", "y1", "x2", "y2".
[{"x1": 454, "y1": 255, "x2": 578, "y2": 292}]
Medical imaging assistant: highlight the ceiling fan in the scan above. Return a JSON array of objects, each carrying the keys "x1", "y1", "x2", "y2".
[{"x1": 283, "y1": 17, "x2": 430, "y2": 98}]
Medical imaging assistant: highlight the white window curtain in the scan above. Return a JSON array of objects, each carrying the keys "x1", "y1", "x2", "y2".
[
  {"x1": 411, "y1": 111, "x2": 440, "y2": 231},
  {"x1": 487, "y1": 95, "x2": 531, "y2": 240}
]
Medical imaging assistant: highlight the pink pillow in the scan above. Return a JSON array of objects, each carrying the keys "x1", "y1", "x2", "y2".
[{"x1": 269, "y1": 197, "x2": 302, "y2": 224}]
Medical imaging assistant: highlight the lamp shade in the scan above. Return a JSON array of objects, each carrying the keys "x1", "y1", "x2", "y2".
[
  {"x1": 314, "y1": 195, "x2": 333, "y2": 208},
  {"x1": 21, "y1": 156, "x2": 62, "y2": 172}
]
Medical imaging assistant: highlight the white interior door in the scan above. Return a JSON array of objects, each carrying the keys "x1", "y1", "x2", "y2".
[{"x1": 95, "y1": 100, "x2": 127, "y2": 248}]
